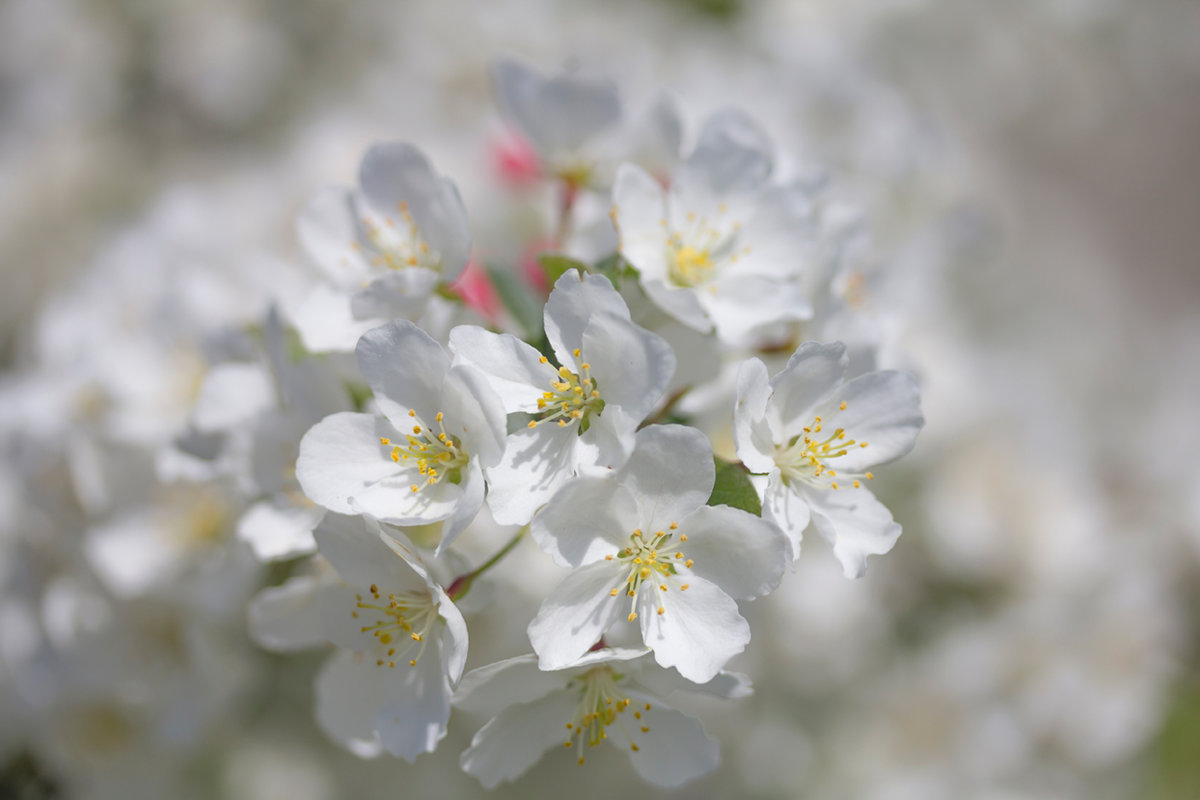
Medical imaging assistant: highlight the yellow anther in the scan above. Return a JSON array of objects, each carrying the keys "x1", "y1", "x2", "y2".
[
  {"x1": 409, "y1": 659, "x2": 416, "y2": 667},
  {"x1": 558, "y1": 366, "x2": 571, "y2": 378},
  {"x1": 645, "y1": 703, "x2": 652, "y2": 710},
  {"x1": 412, "y1": 425, "x2": 421, "y2": 434},
  {"x1": 685, "y1": 559, "x2": 694, "y2": 568},
  {"x1": 435, "y1": 412, "x2": 443, "y2": 422},
  {"x1": 628, "y1": 612, "x2": 638, "y2": 622},
  {"x1": 860, "y1": 442, "x2": 869, "y2": 448},
  {"x1": 680, "y1": 534, "x2": 688, "y2": 542},
  {"x1": 604, "y1": 554, "x2": 613, "y2": 561},
  {"x1": 831, "y1": 482, "x2": 839, "y2": 490},
  {"x1": 669, "y1": 522, "x2": 678, "y2": 530},
  {"x1": 681, "y1": 584, "x2": 689, "y2": 591},
  {"x1": 853, "y1": 480, "x2": 861, "y2": 488},
  {"x1": 610, "y1": 588, "x2": 619, "y2": 596},
  {"x1": 866, "y1": 472, "x2": 874, "y2": 479},
  {"x1": 410, "y1": 484, "x2": 419, "y2": 492},
  {"x1": 840, "y1": 401, "x2": 847, "y2": 410},
  {"x1": 391, "y1": 449, "x2": 401, "y2": 463},
  {"x1": 580, "y1": 362, "x2": 590, "y2": 370},
  {"x1": 659, "y1": 584, "x2": 667, "y2": 592},
  {"x1": 641, "y1": 726, "x2": 650, "y2": 733},
  {"x1": 528, "y1": 420, "x2": 537, "y2": 428},
  {"x1": 380, "y1": 437, "x2": 390, "y2": 445},
  {"x1": 408, "y1": 409, "x2": 416, "y2": 417},
  {"x1": 634, "y1": 711, "x2": 641, "y2": 720},
  {"x1": 573, "y1": 348, "x2": 581, "y2": 357},
  {"x1": 539, "y1": 356, "x2": 548, "y2": 364}
]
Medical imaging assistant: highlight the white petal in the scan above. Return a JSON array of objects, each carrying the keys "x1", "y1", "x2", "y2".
[
  {"x1": 761, "y1": 472, "x2": 809, "y2": 561},
  {"x1": 349, "y1": 269, "x2": 439, "y2": 320},
  {"x1": 581, "y1": 312, "x2": 675, "y2": 422},
  {"x1": 641, "y1": 278, "x2": 712, "y2": 333},
  {"x1": 435, "y1": 461, "x2": 484, "y2": 554},
  {"x1": 354, "y1": 320, "x2": 449, "y2": 427},
  {"x1": 236, "y1": 501, "x2": 320, "y2": 562},
  {"x1": 490, "y1": 59, "x2": 621, "y2": 159},
  {"x1": 486, "y1": 423, "x2": 579, "y2": 528},
  {"x1": 454, "y1": 654, "x2": 564, "y2": 717},
  {"x1": 677, "y1": 505, "x2": 788, "y2": 600},
  {"x1": 625, "y1": 701, "x2": 720, "y2": 788},
  {"x1": 373, "y1": 640, "x2": 453, "y2": 761},
  {"x1": 291, "y1": 284, "x2": 375, "y2": 353},
  {"x1": 815, "y1": 370, "x2": 923, "y2": 471},
  {"x1": 573, "y1": 404, "x2": 637, "y2": 473},
  {"x1": 679, "y1": 109, "x2": 772, "y2": 196},
  {"x1": 358, "y1": 142, "x2": 470, "y2": 281},
  {"x1": 638, "y1": 575, "x2": 749, "y2": 684},
  {"x1": 528, "y1": 472, "x2": 638, "y2": 566},
  {"x1": 192, "y1": 363, "x2": 274, "y2": 432},
  {"x1": 441, "y1": 364, "x2": 507, "y2": 468},
  {"x1": 543, "y1": 271, "x2": 630, "y2": 367},
  {"x1": 247, "y1": 576, "x2": 332, "y2": 652},
  {"x1": 459, "y1": 690, "x2": 580, "y2": 789},
  {"x1": 436, "y1": 585, "x2": 470, "y2": 685},
  {"x1": 313, "y1": 511, "x2": 426, "y2": 595},
  {"x1": 314, "y1": 651, "x2": 384, "y2": 758},
  {"x1": 733, "y1": 358, "x2": 776, "y2": 473},
  {"x1": 448, "y1": 326, "x2": 556, "y2": 413},
  {"x1": 296, "y1": 412, "x2": 458, "y2": 524},
  {"x1": 613, "y1": 163, "x2": 670, "y2": 282},
  {"x1": 771, "y1": 341, "x2": 848, "y2": 441},
  {"x1": 698, "y1": 274, "x2": 812, "y2": 342},
  {"x1": 528, "y1": 561, "x2": 625, "y2": 670},
  {"x1": 619, "y1": 425, "x2": 713, "y2": 533},
  {"x1": 296, "y1": 186, "x2": 371, "y2": 286},
  {"x1": 805, "y1": 485, "x2": 901, "y2": 579}
]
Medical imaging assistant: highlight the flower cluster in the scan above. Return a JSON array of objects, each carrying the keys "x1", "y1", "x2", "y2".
[{"x1": 239, "y1": 59, "x2": 926, "y2": 789}]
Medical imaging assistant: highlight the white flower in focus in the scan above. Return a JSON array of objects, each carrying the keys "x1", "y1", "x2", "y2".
[
  {"x1": 456, "y1": 648, "x2": 747, "y2": 788},
  {"x1": 292, "y1": 142, "x2": 470, "y2": 352},
  {"x1": 527, "y1": 425, "x2": 789, "y2": 683},
  {"x1": 734, "y1": 342, "x2": 924, "y2": 578},
  {"x1": 248, "y1": 513, "x2": 468, "y2": 761},
  {"x1": 296, "y1": 320, "x2": 505, "y2": 552},
  {"x1": 613, "y1": 110, "x2": 816, "y2": 343},
  {"x1": 449, "y1": 271, "x2": 675, "y2": 525}
]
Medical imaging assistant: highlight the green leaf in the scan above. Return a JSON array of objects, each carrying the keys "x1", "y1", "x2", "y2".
[
  {"x1": 707, "y1": 457, "x2": 762, "y2": 516},
  {"x1": 537, "y1": 253, "x2": 586, "y2": 286},
  {"x1": 486, "y1": 265, "x2": 544, "y2": 339}
]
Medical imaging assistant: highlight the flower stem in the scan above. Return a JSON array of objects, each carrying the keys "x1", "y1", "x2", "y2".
[{"x1": 445, "y1": 527, "x2": 526, "y2": 602}]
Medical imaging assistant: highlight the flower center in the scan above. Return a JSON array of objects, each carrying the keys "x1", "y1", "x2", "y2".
[
  {"x1": 662, "y1": 206, "x2": 748, "y2": 288},
  {"x1": 562, "y1": 666, "x2": 652, "y2": 764},
  {"x1": 606, "y1": 524, "x2": 693, "y2": 622},
  {"x1": 379, "y1": 409, "x2": 469, "y2": 493},
  {"x1": 528, "y1": 356, "x2": 604, "y2": 432},
  {"x1": 774, "y1": 401, "x2": 872, "y2": 490},
  {"x1": 352, "y1": 582, "x2": 440, "y2": 668},
  {"x1": 357, "y1": 201, "x2": 442, "y2": 273}
]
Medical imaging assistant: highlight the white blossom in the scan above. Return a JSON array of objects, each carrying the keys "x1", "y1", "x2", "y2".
[
  {"x1": 527, "y1": 424, "x2": 789, "y2": 683},
  {"x1": 449, "y1": 270, "x2": 675, "y2": 525},
  {"x1": 734, "y1": 341, "x2": 923, "y2": 578}
]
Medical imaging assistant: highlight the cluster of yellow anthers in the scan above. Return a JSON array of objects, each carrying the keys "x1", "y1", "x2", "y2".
[
  {"x1": 351, "y1": 582, "x2": 440, "y2": 669},
  {"x1": 527, "y1": 350, "x2": 603, "y2": 430},
  {"x1": 659, "y1": 207, "x2": 750, "y2": 289},
  {"x1": 605, "y1": 523, "x2": 692, "y2": 622},
  {"x1": 352, "y1": 201, "x2": 436, "y2": 272},
  {"x1": 562, "y1": 666, "x2": 653, "y2": 764},
  {"x1": 775, "y1": 400, "x2": 873, "y2": 490},
  {"x1": 379, "y1": 410, "x2": 469, "y2": 493}
]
